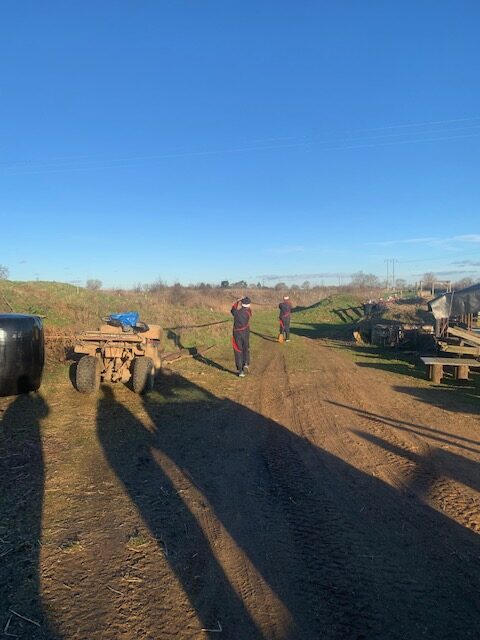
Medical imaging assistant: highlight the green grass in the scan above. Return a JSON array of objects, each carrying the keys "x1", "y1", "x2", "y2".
[
  {"x1": 0, "y1": 280, "x2": 227, "y2": 330},
  {"x1": 290, "y1": 293, "x2": 364, "y2": 340},
  {"x1": 127, "y1": 532, "x2": 150, "y2": 548}
]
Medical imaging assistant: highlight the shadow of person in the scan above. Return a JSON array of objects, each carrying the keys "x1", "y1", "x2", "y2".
[
  {"x1": 166, "y1": 329, "x2": 237, "y2": 374},
  {"x1": 96, "y1": 385, "x2": 262, "y2": 638},
  {"x1": 0, "y1": 393, "x2": 60, "y2": 639},
  {"x1": 193, "y1": 352, "x2": 238, "y2": 375},
  {"x1": 326, "y1": 399, "x2": 480, "y2": 452},
  {"x1": 393, "y1": 383, "x2": 480, "y2": 415},
  {"x1": 250, "y1": 330, "x2": 279, "y2": 343},
  {"x1": 353, "y1": 429, "x2": 480, "y2": 495},
  {"x1": 98, "y1": 375, "x2": 480, "y2": 639}
]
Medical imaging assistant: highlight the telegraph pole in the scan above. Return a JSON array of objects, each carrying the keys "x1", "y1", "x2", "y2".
[{"x1": 384, "y1": 258, "x2": 397, "y2": 291}]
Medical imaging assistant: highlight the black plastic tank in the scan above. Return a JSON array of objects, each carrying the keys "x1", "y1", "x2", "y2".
[{"x1": 0, "y1": 314, "x2": 45, "y2": 396}]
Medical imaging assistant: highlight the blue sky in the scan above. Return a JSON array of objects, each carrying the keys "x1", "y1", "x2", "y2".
[{"x1": 1, "y1": 1, "x2": 479, "y2": 288}]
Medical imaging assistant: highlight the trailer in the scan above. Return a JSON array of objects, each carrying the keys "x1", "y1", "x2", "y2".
[{"x1": 73, "y1": 321, "x2": 162, "y2": 394}]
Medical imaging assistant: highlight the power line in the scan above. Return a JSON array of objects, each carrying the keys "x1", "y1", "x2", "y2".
[
  {"x1": 359, "y1": 115, "x2": 480, "y2": 132},
  {"x1": 397, "y1": 251, "x2": 480, "y2": 265},
  {"x1": 2, "y1": 117, "x2": 480, "y2": 175}
]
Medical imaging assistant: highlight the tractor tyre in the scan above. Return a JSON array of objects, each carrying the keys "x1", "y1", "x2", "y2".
[
  {"x1": 132, "y1": 356, "x2": 155, "y2": 394},
  {"x1": 75, "y1": 356, "x2": 100, "y2": 393}
]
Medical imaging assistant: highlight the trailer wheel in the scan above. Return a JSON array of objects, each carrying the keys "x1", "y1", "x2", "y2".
[
  {"x1": 132, "y1": 356, "x2": 154, "y2": 394},
  {"x1": 75, "y1": 356, "x2": 100, "y2": 393}
]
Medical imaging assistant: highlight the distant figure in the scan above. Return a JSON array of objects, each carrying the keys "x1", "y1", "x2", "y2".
[
  {"x1": 231, "y1": 297, "x2": 252, "y2": 377},
  {"x1": 278, "y1": 295, "x2": 292, "y2": 342}
]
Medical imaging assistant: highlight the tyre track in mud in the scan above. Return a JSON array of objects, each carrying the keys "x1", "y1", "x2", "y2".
[
  {"x1": 315, "y1": 339, "x2": 479, "y2": 536},
  {"x1": 4, "y1": 332, "x2": 478, "y2": 640},
  {"x1": 233, "y1": 337, "x2": 480, "y2": 639},
  {"x1": 276, "y1": 334, "x2": 476, "y2": 529},
  {"x1": 304, "y1": 340, "x2": 480, "y2": 534},
  {"x1": 236, "y1": 348, "x2": 329, "y2": 639},
  {"x1": 238, "y1": 346, "x2": 395, "y2": 638}
]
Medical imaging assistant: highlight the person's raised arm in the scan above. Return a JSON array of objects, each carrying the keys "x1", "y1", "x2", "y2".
[{"x1": 231, "y1": 298, "x2": 242, "y2": 315}]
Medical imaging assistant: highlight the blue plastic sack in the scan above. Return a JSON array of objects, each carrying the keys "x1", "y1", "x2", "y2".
[{"x1": 108, "y1": 312, "x2": 139, "y2": 327}]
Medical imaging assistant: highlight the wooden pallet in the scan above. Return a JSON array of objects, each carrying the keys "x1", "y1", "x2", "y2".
[
  {"x1": 437, "y1": 341, "x2": 480, "y2": 357},
  {"x1": 447, "y1": 326, "x2": 480, "y2": 347}
]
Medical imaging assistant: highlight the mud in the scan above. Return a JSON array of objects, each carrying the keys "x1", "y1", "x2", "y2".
[{"x1": 0, "y1": 334, "x2": 479, "y2": 639}]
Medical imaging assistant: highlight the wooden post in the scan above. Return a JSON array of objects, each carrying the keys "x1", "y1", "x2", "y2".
[
  {"x1": 455, "y1": 365, "x2": 469, "y2": 381},
  {"x1": 430, "y1": 364, "x2": 443, "y2": 384}
]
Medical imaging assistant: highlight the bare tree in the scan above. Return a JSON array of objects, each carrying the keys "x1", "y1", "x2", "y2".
[
  {"x1": 454, "y1": 277, "x2": 474, "y2": 290},
  {"x1": 350, "y1": 271, "x2": 380, "y2": 288},
  {"x1": 86, "y1": 279, "x2": 102, "y2": 290},
  {"x1": 148, "y1": 278, "x2": 167, "y2": 292},
  {"x1": 422, "y1": 272, "x2": 435, "y2": 287},
  {"x1": 0, "y1": 265, "x2": 9, "y2": 280}
]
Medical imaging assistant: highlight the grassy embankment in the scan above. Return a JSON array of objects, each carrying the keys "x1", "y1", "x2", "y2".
[
  {"x1": 0, "y1": 279, "x2": 333, "y2": 367},
  {"x1": 1, "y1": 280, "x2": 476, "y2": 404}
]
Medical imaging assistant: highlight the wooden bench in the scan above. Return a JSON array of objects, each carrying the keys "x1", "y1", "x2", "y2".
[{"x1": 420, "y1": 357, "x2": 480, "y2": 384}]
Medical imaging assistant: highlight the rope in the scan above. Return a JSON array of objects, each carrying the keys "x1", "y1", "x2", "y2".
[
  {"x1": 166, "y1": 319, "x2": 230, "y2": 330},
  {"x1": 249, "y1": 301, "x2": 274, "y2": 307}
]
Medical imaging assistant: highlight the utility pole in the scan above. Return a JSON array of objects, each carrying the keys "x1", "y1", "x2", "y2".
[{"x1": 384, "y1": 258, "x2": 397, "y2": 291}]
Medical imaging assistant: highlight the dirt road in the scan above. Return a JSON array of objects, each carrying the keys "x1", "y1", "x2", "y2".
[{"x1": 1, "y1": 331, "x2": 479, "y2": 639}]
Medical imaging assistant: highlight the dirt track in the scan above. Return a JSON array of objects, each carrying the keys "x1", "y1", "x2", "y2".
[{"x1": 1, "y1": 332, "x2": 479, "y2": 639}]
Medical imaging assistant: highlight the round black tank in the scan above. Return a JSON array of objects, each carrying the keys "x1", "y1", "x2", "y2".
[{"x1": 0, "y1": 314, "x2": 45, "y2": 396}]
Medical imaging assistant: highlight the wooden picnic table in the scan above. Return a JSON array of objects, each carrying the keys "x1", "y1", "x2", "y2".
[{"x1": 420, "y1": 356, "x2": 480, "y2": 384}]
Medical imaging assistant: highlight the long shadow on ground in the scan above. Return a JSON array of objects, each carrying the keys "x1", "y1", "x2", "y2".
[
  {"x1": 0, "y1": 394, "x2": 61, "y2": 640},
  {"x1": 97, "y1": 374, "x2": 480, "y2": 640},
  {"x1": 393, "y1": 381, "x2": 480, "y2": 416},
  {"x1": 167, "y1": 329, "x2": 237, "y2": 375},
  {"x1": 251, "y1": 330, "x2": 279, "y2": 343},
  {"x1": 354, "y1": 430, "x2": 480, "y2": 495},
  {"x1": 290, "y1": 322, "x2": 354, "y2": 340},
  {"x1": 327, "y1": 400, "x2": 480, "y2": 452}
]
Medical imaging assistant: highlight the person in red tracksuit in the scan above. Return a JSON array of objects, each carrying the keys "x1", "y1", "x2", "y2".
[
  {"x1": 278, "y1": 295, "x2": 292, "y2": 342},
  {"x1": 231, "y1": 297, "x2": 252, "y2": 377}
]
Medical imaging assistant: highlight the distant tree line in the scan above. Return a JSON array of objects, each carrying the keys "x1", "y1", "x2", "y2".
[{"x1": 125, "y1": 271, "x2": 477, "y2": 294}]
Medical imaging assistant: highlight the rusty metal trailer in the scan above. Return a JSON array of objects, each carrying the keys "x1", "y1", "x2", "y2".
[{"x1": 73, "y1": 323, "x2": 162, "y2": 393}]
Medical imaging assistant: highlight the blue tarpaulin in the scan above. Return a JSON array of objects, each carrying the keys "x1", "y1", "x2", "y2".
[{"x1": 108, "y1": 312, "x2": 139, "y2": 327}]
